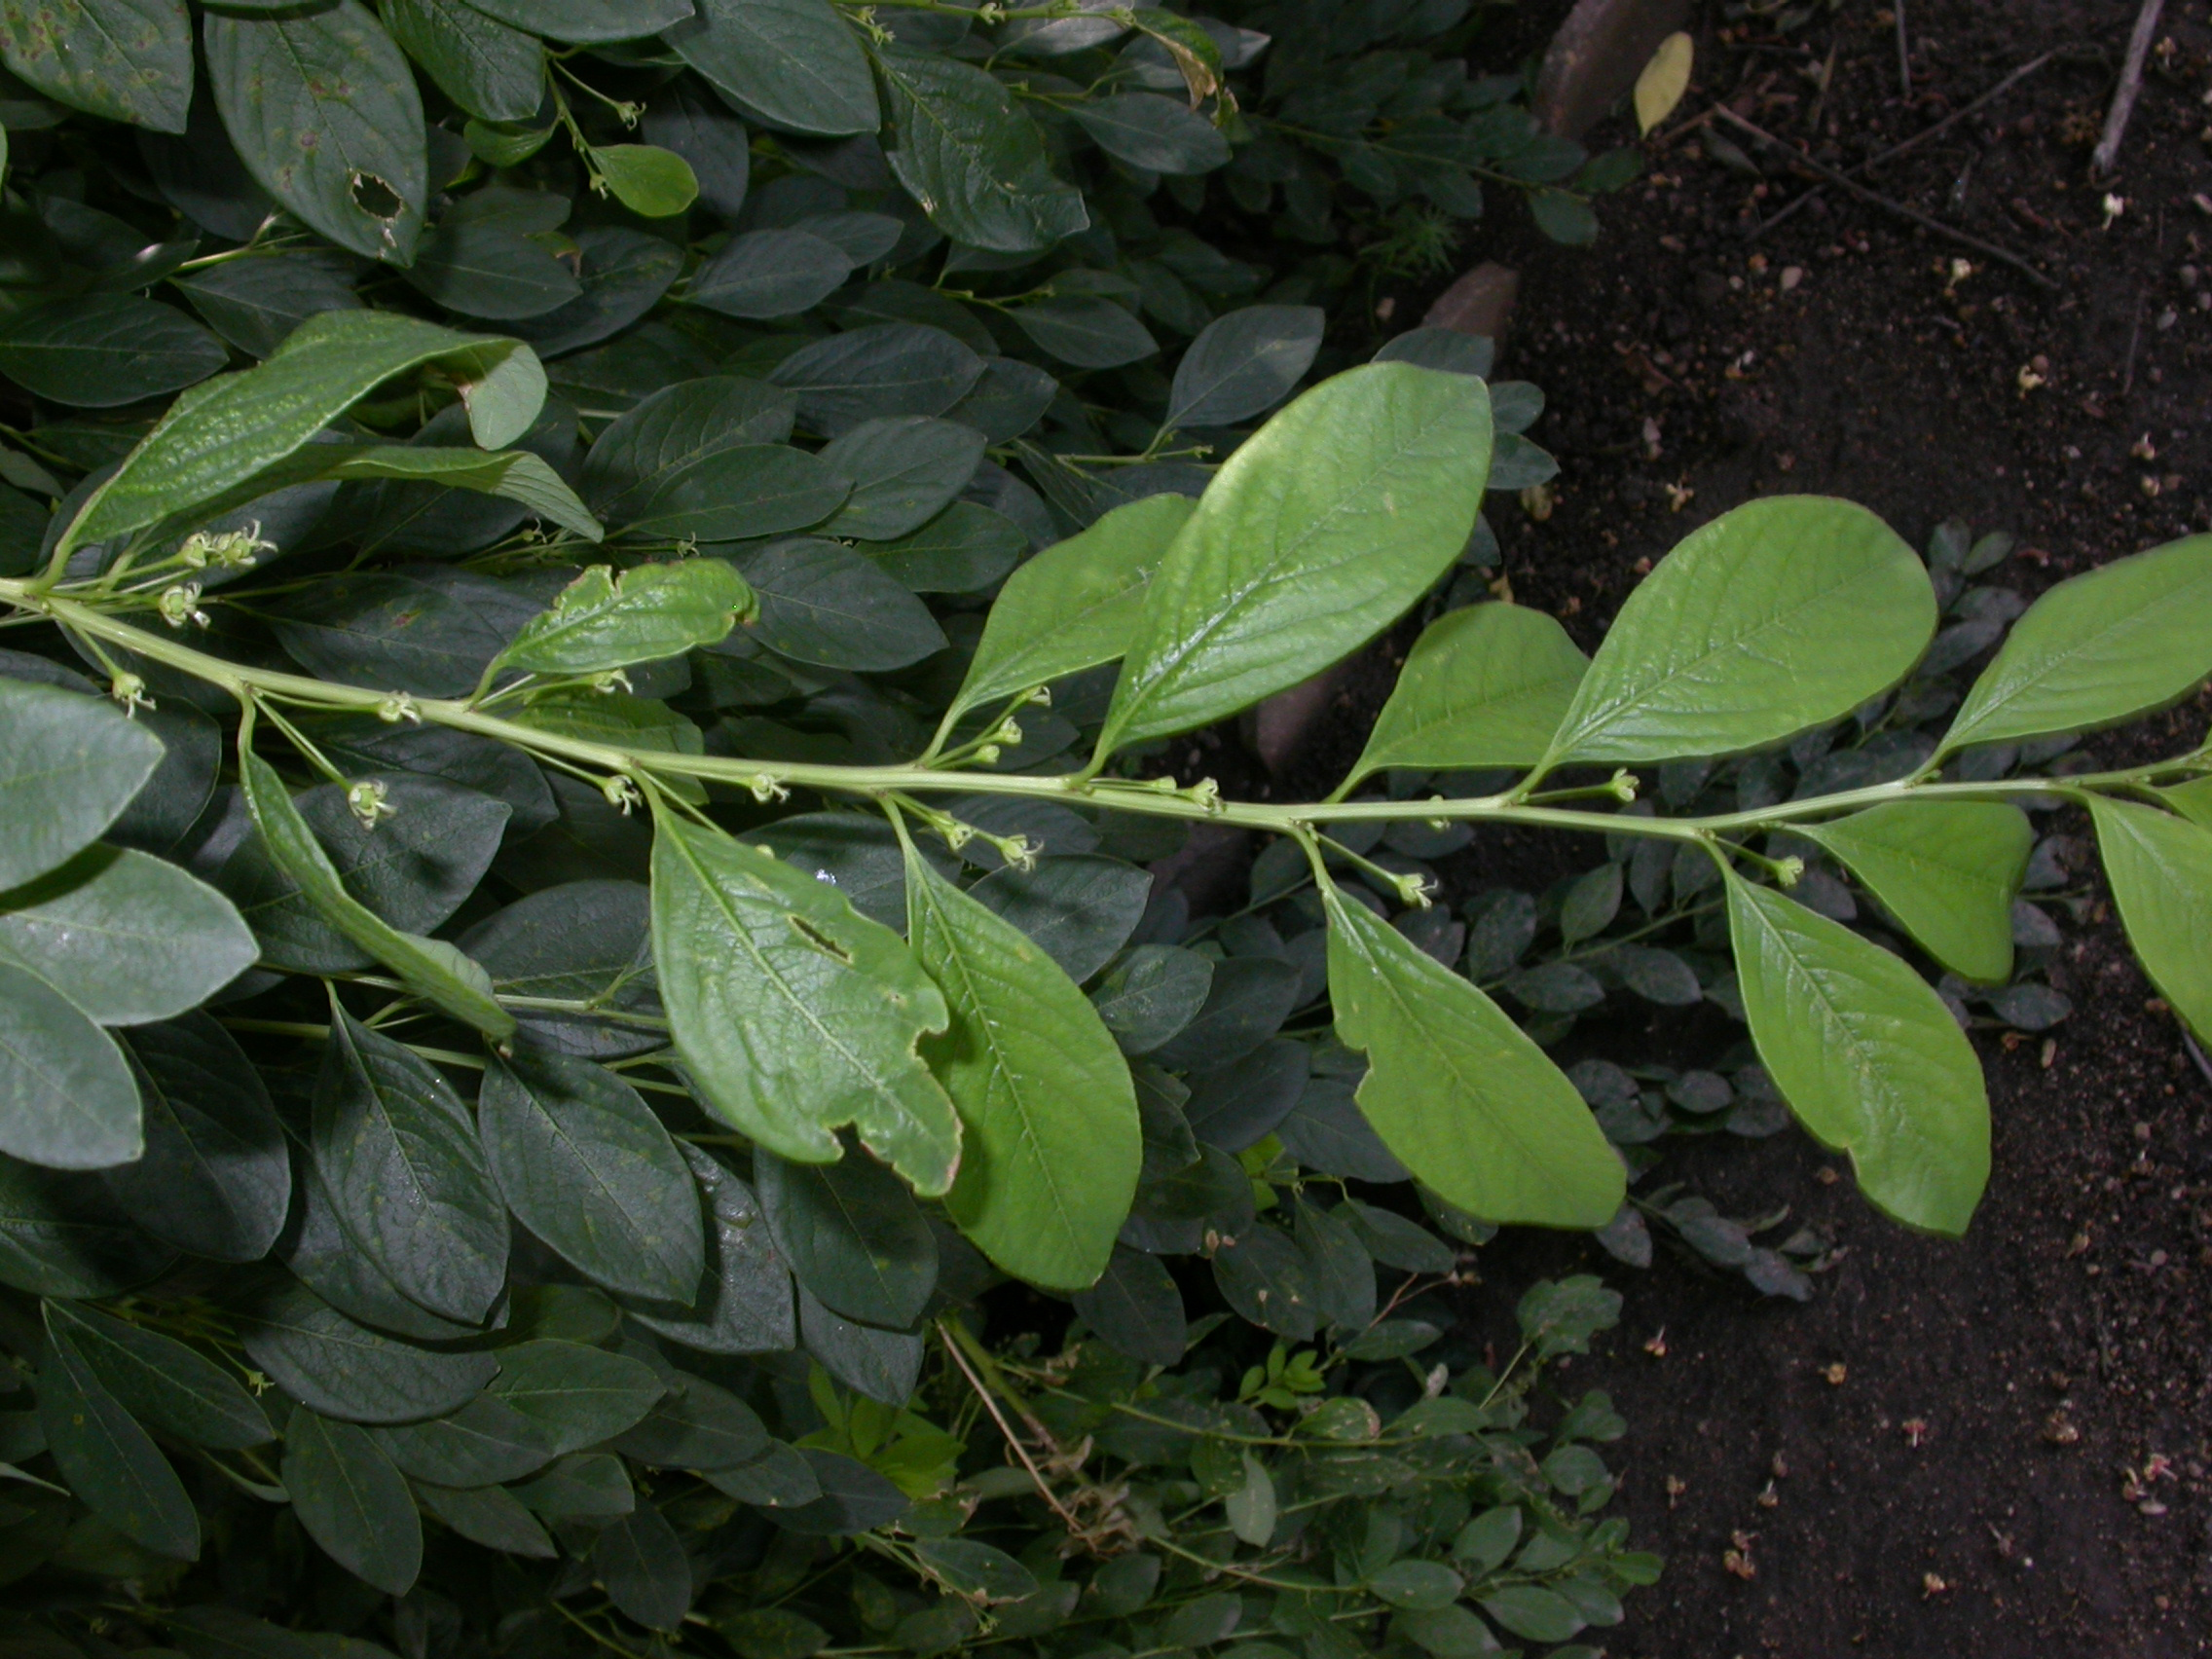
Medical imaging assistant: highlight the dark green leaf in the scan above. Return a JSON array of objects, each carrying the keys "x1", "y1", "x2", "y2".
[
  {"x1": 240, "y1": 1284, "x2": 497, "y2": 1426},
  {"x1": 1479, "y1": 1586, "x2": 1583, "y2": 1643},
  {"x1": 774, "y1": 1444, "x2": 910, "y2": 1531},
  {"x1": 372, "y1": 1393, "x2": 558, "y2": 1488},
  {"x1": 169, "y1": 1605, "x2": 322, "y2": 1659},
  {"x1": 820, "y1": 417, "x2": 986, "y2": 541},
  {"x1": 758, "y1": 1147, "x2": 936, "y2": 1327},
  {"x1": 1011, "y1": 298, "x2": 1158, "y2": 370},
  {"x1": 668, "y1": 0, "x2": 878, "y2": 138},
  {"x1": 0, "y1": 295, "x2": 224, "y2": 407},
  {"x1": 1274, "y1": 1078, "x2": 1408, "y2": 1182},
  {"x1": 1372, "y1": 1561, "x2": 1462, "y2": 1610},
  {"x1": 1150, "y1": 955, "x2": 1300, "y2": 1071},
  {"x1": 1072, "y1": 1245, "x2": 1186, "y2": 1364},
  {"x1": 413, "y1": 1479, "x2": 555, "y2": 1557},
  {"x1": 1163, "y1": 305, "x2": 1323, "y2": 429},
  {"x1": 481, "y1": 1047, "x2": 704, "y2": 1304},
  {"x1": 204, "y1": 2, "x2": 426, "y2": 263},
  {"x1": 38, "y1": 1317, "x2": 198, "y2": 1560},
  {"x1": 1072, "y1": 92, "x2": 1231, "y2": 175},
  {"x1": 0, "y1": 959, "x2": 138, "y2": 1169},
  {"x1": 968, "y1": 855, "x2": 1151, "y2": 983},
  {"x1": 870, "y1": 501, "x2": 1025, "y2": 593},
  {"x1": 1183, "y1": 1039, "x2": 1308, "y2": 1153},
  {"x1": 48, "y1": 1296, "x2": 269, "y2": 1451},
  {"x1": 312, "y1": 1004, "x2": 507, "y2": 1323},
  {"x1": 486, "y1": 1338, "x2": 664, "y2": 1454},
  {"x1": 382, "y1": 0, "x2": 541, "y2": 123},
  {"x1": 463, "y1": 0, "x2": 691, "y2": 43},
  {"x1": 916, "y1": 1537, "x2": 1039, "y2": 1602},
  {"x1": 873, "y1": 44, "x2": 1087, "y2": 253},
  {"x1": 594, "y1": 1501, "x2": 693, "y2": 1631},
  {"x1": 1090, "y1": 943, "x2": 1213, "y2": 1055},
  {"x1": 737, "y1": 536, "x2": 948, "y2": 670},
  {"x1": 690, "y1": 229, "x2": 853, "y2": 319},
  {"x1": 1212, "y1": 1224, "x2": 1317, "y2": 1340},
  {"x1": 402, "y1": 218, "x2": 580, "y2": 320},
  {"x1": 512, "y1": 1450, "x2": 634, "y2": 1520},
  {"x1": 612, "y1": 1372, "x2": 767, "y2": 1469},
  {"x1": 0, "y1": 0, "x2": 191, "y2": 131},
  {"x1": 643, "y1": 81, "x2": 750, "y2": 218},
  {"x1": 794, "y1": 1285, "x2": 922, "y2": 1407},
  {"x1": 766, "y1": 322, "x2": 984, "y2": 436},
  {"x1": 0, "y1": 1156, "x2": 173, "y2": 1296},
  {"x1": 282, "y1": 1405, "x2": 420, "y2": 1594},
  {"x1": 621, "y1": 1144, "x2": 796, "y2": 1355},
  {"x1": 512, "y1": 226, "x2": 684, "y2": 358}
]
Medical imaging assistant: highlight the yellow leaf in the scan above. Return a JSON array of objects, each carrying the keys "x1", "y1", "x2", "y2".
[{"x1": 1634, "y1": 32, "x2": 1694, "y2": 135}]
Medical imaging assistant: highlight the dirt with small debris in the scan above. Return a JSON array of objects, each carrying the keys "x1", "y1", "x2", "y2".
[{"x1": 1338, "y1": 0, "x2": 2212, "y2": 1652}]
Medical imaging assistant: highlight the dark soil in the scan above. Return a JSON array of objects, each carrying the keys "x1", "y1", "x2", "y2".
[{"x1": 1317, "y1": 1, "x2": 2212, "y2": 1652}]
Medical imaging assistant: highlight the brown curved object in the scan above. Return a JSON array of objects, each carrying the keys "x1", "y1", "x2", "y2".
[{"x1": 1533, "y1": 0, "x2": 1691, "y2": 140}]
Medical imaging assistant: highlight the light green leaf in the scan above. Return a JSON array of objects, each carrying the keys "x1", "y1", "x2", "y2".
[
  {"x1": 64, "y1": 310, "x2": 547, "y2": 553},
  {"x1": 1799, "y1": 800, "x2": 2032, "y2": 982},
  {"x1": 2163, "y1": 775, "x2": 2212, "y2": 830},
  {"x1": 1225, "y1": 1451, "x2": 1275, "y2": 1546},
  {"x1": 594, "y1": 144, "x2": 700, "y2": 218},
  {"x1": 281, "y1": 1405, "x2": 421, "y2": 1595},
  {"x1": 495, "y1": 561, "x2": 752, "y2": 679},
  {"x1": 948, "y1": 493, "x2": 1194, "y2": 727},
  {"x1": 0, "y1": 845, "x2": 256, "y2": 1024},
  {"x1": 1347, "y1": 603, "x2": 1588, "y2": 787},
  {"x1": 238, "y1": 743, "x2": 515, "y2": 1039},
  {"x1": 903, "y1": 846, "x2": 1139, "y2": 1291},
  {"x1": 480, "y1": 1047, "x2": 706, "y2": 1305},
  {"x1": 1940, "y1": 534, "x2": 2212, "y2": 756},
  {"x1": 668, "y1": 0, "x2": 877, "y2": 137},
  {"x1": 2088, "y1": 795, "x2": 2212, "y2": 1043},
  {"x1": 0, "y1": 676, "x2": 165, "y2": 891},
  {"x1": 0, "y1": 959, "x2": 139, "y2": 1169},
  {"x1": 204, "y1": 1, "x2": 426, "y2": 264},
  {"x1": 38, "y1": 1313, "x2": 198, "y2": 1560},
  {"x1": 1541, "y1": 497, "x2": 1936, "y2": 767},
  {"x1": 0, "y1": 0, "x2": 190, "y2": 132},
  {"x1": 1100, "y1": 364, "x2": 1493, "y2": 755},
  {"x1": 650, "y1": 812, "x2": 960, "y2": 1194},
  {"x1": 1724, "y1": 866, "x2": 1988, "y2": 1235},
  {"x1": 873, "y1": 43, "x2": 1088, "y2": 254},
  {"x1": 1323, "y1": 883, "x2": 1622, "y2": 1228}
]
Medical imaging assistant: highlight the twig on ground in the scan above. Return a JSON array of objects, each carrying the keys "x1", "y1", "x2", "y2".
[
  {"x1": 2121, "y1": 283, "x2": 2148, "y2": 394},
  {"x1": 2185, "y1": 1032, "x2": 2212, "y2": 1092},
  {"x1": 1714, "y1": 106, "x2": 2060, "y2": 290},
  {"x1": 2091, "y1": 0, "x2": 2167, "y2": 177},
  {"x1": 1751, "y1": 52, "x2": 2060, "y2": 239},
  {"x1": 1895, "y1": 0, "x2": 1912, "y2": 96}
]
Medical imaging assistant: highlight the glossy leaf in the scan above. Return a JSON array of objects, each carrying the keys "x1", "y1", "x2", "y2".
[
  {"x1": 486, "y1": 1339, "x2": 665, "y2": 1455},
  {"x1": 1541, "y1": 498, "x2": 1935, "y2": 767},
  {"x1": 904, "y1": 848, "x2": 1139, "y2": 1290},
  {"x1": 283, "y1": 1405, "x2": 422, "y2": 1595},
  {"x1": 480, "y1": 1048, "x2": 705, "y2": 1304},
  {"x1": 691, "y1": 228, "x2": 852, "y2": 319},
  {"x1": 1325, "y1": 884, "x2": 1622, "y2": 1228},
  {"x1": 1724, "y1": 866, "x2": 1988, "y2": 1235},
  {"x1": 203, "y1": 1, "x2": 426, "y2": 263},
  {"x1": 873, "y1": 44, "x2": 1088, "y2": 253},
  {"x1": 0, "y1": 0, "x2": 191, "y2": 131},
  {"x1": 239, "y1": 746, "x2": 514, "y2": 1038},
  {"x1": 240, "y1": 1283, "x2": 497, "y2": 1424},
  {"x1": 1349, "y1": 603, "x2": 1588, "y2": 786},
  {"x1": 2089, "y1": 795, "x2": 2212, "y2": 1043},
  {"x1": 1101, "y1": 365, "x2": 1493, "y2": 754},
  {"x1": 1073, "y1": 92, "x2": 1231, "y2": 176},
  {"x1": 496, "y1": 560, "x2": 752, "y2": 679},
  {"x1": 819, "y1": 417, "x2": 987, "y2": 542},
  {"x1": 669, "y1": 0, "x2": 878, "y2": 138},
  {"x1": 383, "y1": 0, "x2": 541, "y2": 123},
  {"x1": 1163, "y1": 305, "x2": 1324, "y2": 430},
  {"x1": 651, "y1": 814, "x2": 960, "y2": 1193},
  {"x1": 1801, "y1": 800, "x2": 2033, "y2": 982},
  {"x1": 622, "y1": 1143, "x2": 795, "y2": 1355},
  {"x1": 1940, "y1": 534, "x2": 2212, "y2": 756}
]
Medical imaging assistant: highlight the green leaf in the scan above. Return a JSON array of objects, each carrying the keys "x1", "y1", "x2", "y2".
[
  {"x1": 950, "y1": 493, "x2": 1195, "y2": 726},
  {"x1": 0, "y1": 677, "x2": 165, "y2": 891},
  {"x1": 1478, "y1": 1586, "x2": 1584, "y2": 1643},
  {"x1": 0, "y1": 295, "x2": 225, "y2": 407},
  {"x1": 612, "y1": 1372, "x2": 767, "y2": 1470},
  {"x1": 736, "y1": 536, "x2": 948, "y2": 672},
  {"x1": 0, "y1": 0, "x2": 190, "y2": 131},
  {"x1": 593, "y1": 144, "x2": 699, "y2": 218},
  {"x1": 870, "y1": 502, "x2": 1026, "y2": 594},
  {"x1": 2089, "y1": 795, "x2": 2212, "y2": 1043},
  {"x1": 1723, "y1": 866, "x2": 1988, "y2": 1235},
  {"x1": 1372, "y1": 1560, "x2": 1462, "y2": 1610},
  {"x1": 643, "y1": 81, "x2": 750, "y2": 219},
  {"x1": 0, "y1": 1156, "x2": 173, "y2": 1297},
  {"x1": 1010, "y1": 298, "x2": 1158, "y2": 370},
  {"x1": 281, "y1": 1405, "x2": 422, "y2": 1595},
  {"x1": 1071, "y1": 92, "x2": 1232, "y2": 176},
  {"x1": 873, "y1": 44, "x2": 1088, "y2": 254},
  {"x1": 240, "y1": 1282, "x2": 497, "y2": 1424},
  {"x1": 46, "y1": 1300, "x2": 269, "y2": 1450},
  {"x1": 414, "y1": 1479, "x2": 556, "y2": 1558},
  {"x1": 1940, "y1": 534, "x2": 2212, "y2": 756},
  {"x1": 1530, "y1": 189, "x2": 1599, "y2": 245},
  {"x1": 0, "y1": 959, "x2": 138, "y2": 1170},
  {"x1": 0, "y1": 845, "x2": 255, "y2": 1025},
  {"x1": 485, "y1": 1338, "x2": 664, "y2": 1455},
  {"x1": 323, "y1": 445, "x2": 602, "y2": 541},
  {"x1": 381, "y1": 0, "x2": 541, "y2": 124},
  {"x1": 167, "y1": 1606, "x2": 323, "y2": 1659},
  {"x1": 371, "y1": 1394, "x2": 557, "y2": 1489},
  {"x1": 1348, "y1": 603, "x2": 1588, "y2": 786},
  {"x1": 915, "y1": 1536, "x2": 1040, "y2": 1603},
  {"x1": 968, "y1": 854, "x2": 1151, "y2": 984},
  {"x1": 104, "y1": 1014, "x2": 289, "y2": 1263},
  {"x1": 312, "y1": 1001, "x2": 507, "y2": 1324},
  {"x1": 1541, "y1": 498, "x2": 1935, "y2": 767},
  {"x1": 1225, "y1": 1451, "x2": 1276, "y2": 1546},
  {"x1": 204, "y1": 0, "x2": 424, "y2": 263},
  {"x1": 1799, "y1": 801, "x2": 2033, "y2": 982},
  {"x1": 513, "y1": 225, "x2": 683, "y2": 358},
  {"x1": 903, "y1": 849, "x2": 1138, "y2": 1290},
  {"x1": 820, "y1": 418, "x2": 988, "y2": 542},
  {"x1": 1091, "y1": 944, "x2": 1213, "y2": 1056},
  {"x1": 38, "y1": 1314, "x2": 198, "y2": 1560},
  {"x1": 690, "y1": 228, "x2": 850, "y2": 319},
  {"x1": 238, "y1": 745, "x2": 515, "y2": 1038},
  {"x1": 1100, "y1": 365, "x2": 1493, "y2": 755},
  {"x1": 767, "y1": 323, "x2": 983, "y2": 436},
  {"x1": 594, "y1": 1501, "x2": 694, "y2": 1631},
  {"x1": 463, "y1": 0, "x2": 691, "y2": 43},
  {"x1": 66, "y1": 310, "x2": 547, "y2": 552},
  {"x1": 795, "y1": 1287, "x2": 922, "y2": 1407},
  {"x1": 479, "y1": 1047, "x2": 705, "y2": 1304},
  {"x1": 173, "y1": 254, "x2": 363, "y2": 361},
  {"x1": 1163, "y1": 305, "x2": 1324, "y2": 430},
  {"x1": 495, "y1": 561, "x2": 752, "y2": 679},
  {"x1": 757, "y1": 1147, "x2": 934, "y2": 1328},
  {"x1": 621, "y1": 1144, "x2": 795, "y2": 1356},
  {"x1": 669, "y1": 0, "x2": 877, "y2": 138},
  {"x1": 1324, "y1": 883, "x2": 1622, "y2": 1228},
  {"x1": 1071, "y1": 1245, "x2": 1186, "y2": 1364},
  {"x1": 402, "y1": 218, "x2": 580, "y2": 322}
]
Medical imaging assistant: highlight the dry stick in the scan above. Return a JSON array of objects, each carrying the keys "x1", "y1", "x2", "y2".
[
  {"x1": 1895, "y1": 0, "x2": 1912, "y2": 95},
  {"x1": 1751, "y1": 51, "x2": 2059, "y2": 240},
  {"x1": 1714, "y1": 107, "x2": 2060, "y2": 290},
  {"x1": 937, "y1": 1320, "x2": 1086, "y2": 1534},
  {"x1": 2184, "y1": 1033, "x2": 2212, "y2": 1092},
  {"x1": 2091, "y1": 0, "x2": 2167, "y2": 177}
]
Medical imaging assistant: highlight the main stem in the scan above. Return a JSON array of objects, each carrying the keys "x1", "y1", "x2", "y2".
[{"x1": 6, "y1": 579, "x2": 2199, "y2": 847}]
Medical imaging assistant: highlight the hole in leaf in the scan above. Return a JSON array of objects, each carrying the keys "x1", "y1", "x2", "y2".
[
  {"x1": 350, "y1": 170, "x2": 403, "y2": 220},
  {"x1": 788, "y1": 915, "x2": 852, "y2": 965}
]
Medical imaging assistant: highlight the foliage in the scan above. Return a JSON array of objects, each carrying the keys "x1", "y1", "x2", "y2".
[{"x1": 3, "y1": 4, "x2": 2212, "y2": 1655}]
